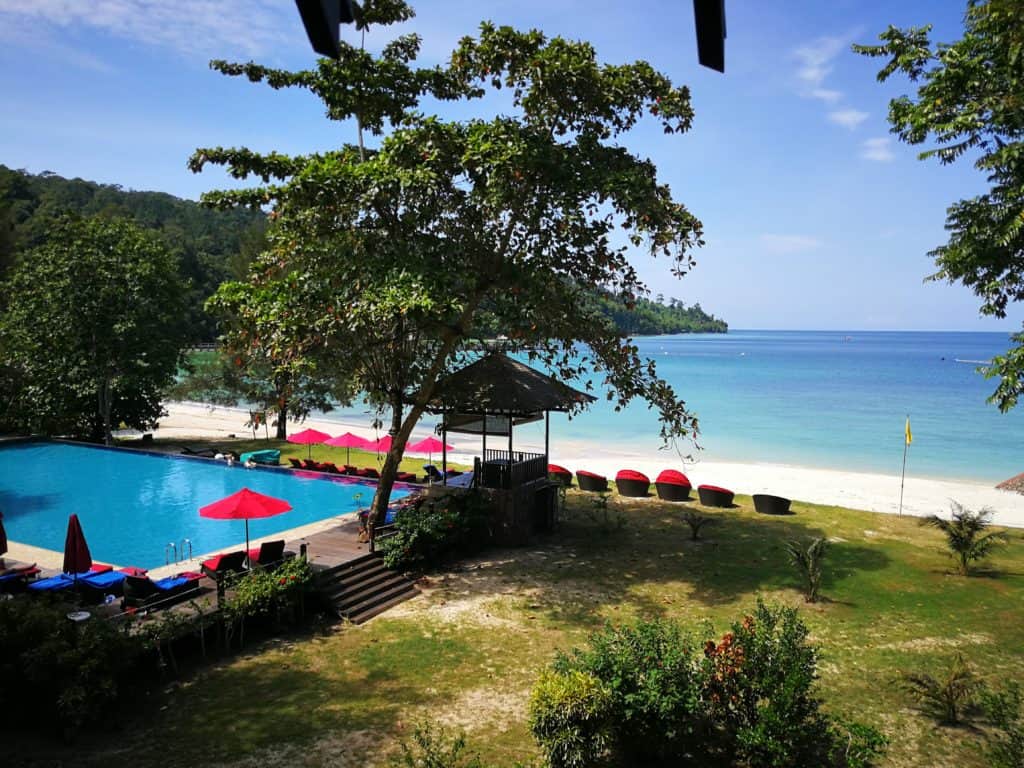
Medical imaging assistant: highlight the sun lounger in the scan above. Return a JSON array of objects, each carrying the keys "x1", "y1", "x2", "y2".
[
  {"x1": 576, "y1": 470, "x2": 609, "y2": 492},
  {"x1": 289, "y1": 458, "x2": 305, "y2": 469},
  {"x1": 698, "y1": 484, "x2": 735, "y2": 508},
  {"x1": 122, "y1": 571, "x2": 204, "y2": 609},
  {"x1": 246, "y1": 539, "x2": 288, "y2": 567},
  {"x1": 321, "y1": 462, "x2": 343, "y2": 474},
  {"x1": 301, "y1": 459, "x2": 322, "y2": 471},
  {"x1": 548, "y1": 464, "x2": 573, "y2": 486},
  {"x1": 655, "y1": 470, "x2": 692, "y2": 502},
  {"x1": 76, "y1": 566, "x2": 148, "y2": 602},
  {"x1": 423, "y1": 464, "x2": 444, "y2": 483},
  {"x1": 753, "y1": 493, "x2": 792, "y2": 515},
  {"x1": 615, "y1": 470, "x2": 651, "y2": 497},
  {"x1": 0, "y1": 563, "x2": 41, "y2": 592},
  {"x1": 27, "y1": 564, "x2": 114, "y2": 593},
  {"x1": 360, "y1": 467, "x2": 380, "y2": 479},
  {"x1": 200, "y1": 550, "x2": 247, "y2": 581},
  {"x1": 395, "y1": 471, "x2": 418, "y2": 483}
]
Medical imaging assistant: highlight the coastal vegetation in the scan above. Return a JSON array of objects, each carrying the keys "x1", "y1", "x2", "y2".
[
  {"x1": 0, "y1": 163, "x2": 265, "y2": 343},
  {"x1": 0, "y1": 216, "x2": 188, "y2": 442},
  {"x1": 921, "y1": 502, "x2": 1007, "y2": 575},
  {"x1": 190, "y1": 0, "x2": 706, "y2": 528},
  {"x1": 13, "y1": 480, "x2": 1022, "y2": 767},
  {"x1": 855, "y1": 0, "x2": 1024, "y2": 411}
]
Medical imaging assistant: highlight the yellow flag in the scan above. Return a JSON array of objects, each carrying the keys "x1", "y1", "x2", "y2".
[{"x1": 905, "y1": 417, "x2": 913, "y2": 445}]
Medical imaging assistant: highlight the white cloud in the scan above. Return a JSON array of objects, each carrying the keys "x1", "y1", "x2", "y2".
[
  {"x1": 828, "y1": 108, "x2": 868, "y2": 129},
  {"x1": 861, "y1": 137, "x2": 895, "y2": 162},
  {"x1": 811, "y1": 88, "x2": 842, "y2": 103},
  {"x1": 759, "y1": 234, "x2": 823, "y2": 254},
  {"x1": 0, "y1": 0, "x2": 301, "y2": 59},
  {"x1": 794, "y1": 35, "x2": 847, "y2": 100}
]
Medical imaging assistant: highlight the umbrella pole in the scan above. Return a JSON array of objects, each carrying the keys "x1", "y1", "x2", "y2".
[{"x1": 245, "y1": 519, "x2": 251, "y2": 567}]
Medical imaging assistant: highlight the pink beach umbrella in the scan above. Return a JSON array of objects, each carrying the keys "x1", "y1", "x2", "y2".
[
  {"x1": 371, "y1": 435, "x2": 393, "y2": 454},
  {"x1": 407, "y1": 436, "x2": 454, "y2": 464},
  {"x1": 200, "y1": 488, "x2": 291, "y2": 559},
  {"x1": 287, "y1": 427, "x2": 332, "y2": 459},
  {"x1": 324, "y1": 432, "x2": 372, "y2": 465}
]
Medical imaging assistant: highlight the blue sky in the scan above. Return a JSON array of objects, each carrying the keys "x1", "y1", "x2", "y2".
[{"x1": 1, "y1": 0, "x2": 1020, "y2": 333}]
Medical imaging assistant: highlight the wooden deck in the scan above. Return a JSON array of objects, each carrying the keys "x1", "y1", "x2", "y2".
[{"x1": 285, "y1": 516, "x2": 371, "y2": 571}]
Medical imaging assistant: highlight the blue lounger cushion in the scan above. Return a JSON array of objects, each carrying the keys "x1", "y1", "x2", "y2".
[
  {"x1": 28, "y1": 573, "x2": 76, "y2": 591},
  {"x1": 152, "y1": 576, "x2": 189, "y2": 591},
  {"x1": 80, "y1": 570, "x2": 127, "y2": 590}
]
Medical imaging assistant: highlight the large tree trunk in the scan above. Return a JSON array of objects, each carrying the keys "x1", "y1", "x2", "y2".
[{"x1": 275, "y1": 403, "x2": 288, "y2": 439}]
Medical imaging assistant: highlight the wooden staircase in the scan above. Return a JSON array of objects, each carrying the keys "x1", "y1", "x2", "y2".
[{"x1": 314, "y1": 552, "x2": 419, "y2": 624}]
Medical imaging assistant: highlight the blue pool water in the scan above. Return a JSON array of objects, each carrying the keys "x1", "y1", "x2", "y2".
[
  {"x1": 318, "y1": 330, "x2": 1024, "y2": 483},
  {"x1": 0, "y1": 442, "x2": 408, "y2": 569}
]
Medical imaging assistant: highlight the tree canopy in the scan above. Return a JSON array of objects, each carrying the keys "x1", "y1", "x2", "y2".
[
  {"x1": 192, "y1": 0, "x2": 707, "y2": 525},
  {"x1": 855, "y1": 0, "x2": 1024, "y2": 410},
  {"x1": 0, "y1": 216, "x2": 188, "y2": 442},
  {"x1": 0, "y1": 164, "x2": 265, "y2": 342}
]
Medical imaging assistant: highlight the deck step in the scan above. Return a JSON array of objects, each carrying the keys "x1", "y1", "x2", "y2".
[{"x1": 313, "y1": 552, "x2": 418, "y2": 624}]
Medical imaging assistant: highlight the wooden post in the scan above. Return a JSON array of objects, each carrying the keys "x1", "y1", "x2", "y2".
[
  {"x1": 508, "y1": 410, "x2": 514, "y2": 489},
  {"x1": 544, "y1": 410, "x2": 550, "y2": 465}
]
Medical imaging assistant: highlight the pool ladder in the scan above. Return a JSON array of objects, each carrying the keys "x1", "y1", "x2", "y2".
[{"x1": 165, "y1": 538, "x2": 193, "y2": 565}]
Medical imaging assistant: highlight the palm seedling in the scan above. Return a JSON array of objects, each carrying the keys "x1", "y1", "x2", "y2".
[
  {"x1": 681, "y1": 509, "x2": 714, "y2": 541},
  {"x1": 921, "y1": 502, "x2": 1007, "y2": 576},
  {"x1": 898, "y1": 653, "x2": 981, "y2": 726},
  {"x1": 785, "y1": 537, "x2": 828, "y2": 602}
]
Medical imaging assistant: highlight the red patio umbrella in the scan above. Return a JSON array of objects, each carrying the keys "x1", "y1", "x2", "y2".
[
  {"x1": 372, "y1": 435, "x2": 393, "y2": 454},
  {"x1": 0, "y1": 510, "x2": 8, "y2": 557},
  {"x1": 407, "y1": 436, "x2": 454, "y2": 464},
  {"x1": 324, "y1": 432, "x2": 372, "y2": 465},
  {"x1": 287, "y1": 427, "x2": 333, "y2": 459},
  {"x1": 63, "y1": 513, "x2": 92, "y2": 577},
  {"x1": 199, "y1": 488, "x2": 292, "y2": 557}
]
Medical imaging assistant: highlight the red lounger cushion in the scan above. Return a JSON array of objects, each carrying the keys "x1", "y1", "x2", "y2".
[
  {"x1": 89, "y1": 564, "x2": 113, "y2": 574},
  {"x1": 656, "y1": 470, "x2": 691, "y2": 486},
  {"x1": 698, "y1": 484, "x2": 733, "y2": 494},
  {"x1": 202, "y1": 553, "x2": 235, "y2": 571},
  {"x1": 616, "y1": 469, "x2": 650, "y2": 484},
  {"x1": 577, "y1": 470, "x2": 606, "y2": 480},
  {"x1": 118, "y1": 566, "x2": 148, "y2": 577},
  {"x1": 548, "y1": 464, "x2": 572, "y2": 475}
]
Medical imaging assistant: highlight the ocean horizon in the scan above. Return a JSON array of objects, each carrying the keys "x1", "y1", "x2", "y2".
[{"x1": 310, "y1": 329, "x2": 1024, "y2": 485}]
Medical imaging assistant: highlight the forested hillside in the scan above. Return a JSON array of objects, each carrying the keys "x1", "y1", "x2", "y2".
[
  {"x1": 0, "y1": 165, "x2": 264, "y2": 341},
  {"x1": 0, "y1": 165, "x2": 725, "y2": 340}
]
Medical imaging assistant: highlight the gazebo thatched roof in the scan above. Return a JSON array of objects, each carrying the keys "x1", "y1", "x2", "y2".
[
  {"x1": 424, "y1": 352, "x2": 595, "y2": 417},
  {"x1": 997, "y1": 472, "x2": 1024, "y2": 494}
]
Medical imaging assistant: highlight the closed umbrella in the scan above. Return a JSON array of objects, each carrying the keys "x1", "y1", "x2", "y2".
[
  {"x1": 199, "y1": 488, "x2": 292, "y2": 558},
  {"x1": 63, "y1": 513, "x2": 92, "y2": 580},
  {"x1": 287, "y1": 427, "x2": 333, "y2": 459},
  {"x1": 324, "y1": 432, "x2": 372, "y2": 465},
  {"x1": 407, "y1": 436, "x2": 454, "y2": 465}
]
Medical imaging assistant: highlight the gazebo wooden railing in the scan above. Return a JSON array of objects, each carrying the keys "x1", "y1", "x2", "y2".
[{"x1": 477, "y1": 449, "x2": 547, "y2": 489}]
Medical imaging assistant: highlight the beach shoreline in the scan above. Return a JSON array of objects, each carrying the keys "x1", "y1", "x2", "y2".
[{"x1": 153, "y1": 401, "x2": 1024, "y2": 528}]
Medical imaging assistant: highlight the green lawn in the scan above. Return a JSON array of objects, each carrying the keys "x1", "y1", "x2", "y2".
[
  {"x1": 33, "y1": 477, "x2": 1024, "y2": 767},
  {"x1": 132, "y1": 435, "x2": 470, "y2": 478}
]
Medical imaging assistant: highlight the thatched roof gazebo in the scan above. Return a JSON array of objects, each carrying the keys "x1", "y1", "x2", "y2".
[
  {"x1": 424, "y1": 352, "x2": 595, "y2": 491},
  {"x1": 997, "y1": 472, "x2": 1024, "y2": 494}
]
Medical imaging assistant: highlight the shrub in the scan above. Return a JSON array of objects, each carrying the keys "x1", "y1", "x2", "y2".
[
  {"x1": 921, "y1": 502, "x2": 1007, "y2": 575},
  {"x1": 391, "y1": 723, "x2": 485, "y2": 768},
  {"x1": 897, "y1": 653, "x2": 981, "y2": 725},
  {"x1": 530, "y1": 600, "x2": 884, "y2": 767},
  {"x1": 785, "y1": 537, "x2": 829, "y2": 602},
  {"x1": 0, "y1": 597, "x2": 155, "y2": 737},
  {"x1": 529, "y1": 669, "x2": 614, "y2": 768},
  {"x1": 980, "y1": 682, "x2": 1024, "y2": 768},
  {"x1": 380, "y1": 490, "x2": 490, "y2": 570}
]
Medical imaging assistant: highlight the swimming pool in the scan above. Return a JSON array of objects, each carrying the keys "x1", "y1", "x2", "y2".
[{"x1": 0, "y1": 441, "x2": 410, "y2": 569}]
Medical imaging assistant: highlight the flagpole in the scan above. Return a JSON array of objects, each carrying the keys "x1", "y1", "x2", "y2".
[{"x1": 898, "y1": 414, "x2": 909, "y2": 517}]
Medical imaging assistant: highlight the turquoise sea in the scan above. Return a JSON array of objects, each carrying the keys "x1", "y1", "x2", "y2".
[{"x1": 318, "y1": 330, "x2": 1024, "y2": 484}]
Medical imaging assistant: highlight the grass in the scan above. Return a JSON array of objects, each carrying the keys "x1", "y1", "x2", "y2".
[
  {"x1": 126, "y1": 435, "x2": 471, "y2": 478},
  {"x1": 24, "y1": 479, "x2": 1024, "y2": 767}
]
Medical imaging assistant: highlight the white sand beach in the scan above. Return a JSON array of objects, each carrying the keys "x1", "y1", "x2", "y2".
[{"x1": 154, "y1": 402, "x2": 1024, "y2": 528}]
